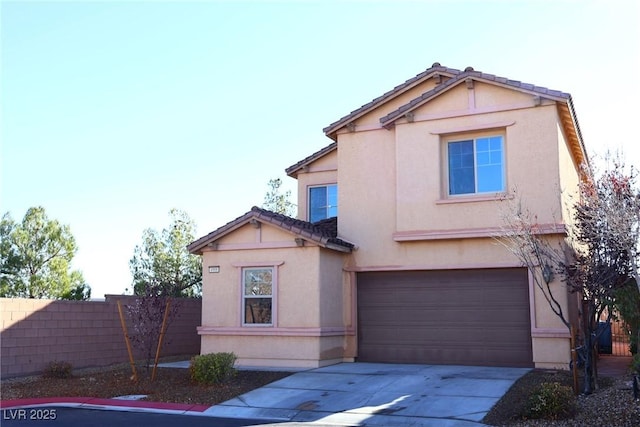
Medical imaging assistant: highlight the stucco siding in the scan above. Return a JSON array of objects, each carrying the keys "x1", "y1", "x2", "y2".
[
  {"x1": 318, "y1": 250, "x2": 348, "y2": 328},
  {"x1": 532, "y1": 337, "x2": 572, "y2": 370},
  {"x1": 339, "y1": 103, "x2": 564, "y2": 268},
  {"x1": 414, "y1": 83, "x2": 469, "y2": 116},
  {"x1": 351, "y1": 78, "x2": 440, "y2": 128},
  {"x1": 557, "y1": 121, "x2": 581, "y2": 222},
  {"x1": 201, "y1": 245, "x2": 321, "y2": 329},
  {"x1": 474, "y1": 81, "x2": 535, "y2": 108},
  {"x1": 392, "y1": 102, "x2": 560, "y2": 231},
  {"x1": 338, "y1": 130, "x2": 396, "y2": 262},
  {"x1": 215, "y1": 223, "x2": 258, "y2": 245},
  {"x1": 201, "y1": 335, "x2": 348, "y2": 369}
]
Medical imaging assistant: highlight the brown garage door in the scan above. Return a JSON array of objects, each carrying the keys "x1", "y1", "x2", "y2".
[{"x1": 357, "y1": 268, "x2": 533, "y2": 367}]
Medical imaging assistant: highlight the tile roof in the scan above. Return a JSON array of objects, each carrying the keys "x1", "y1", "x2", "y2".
[
  {"x1": 187, "y1": 206, "x2": 354, "y2": 254},
  {"x1": 320, "y1": 63, "x2": 587, "y2": 169},
  {"x1": 285, "y1": 142, "x2": 337, "y2": 178},
  {"x1": 323, "y1": 62, "x2": 460, "y2": 139},
  {"x1": 376, "y1": 66, "x2": 587, "y2": 168},
  {"x1": 379, "y1": 68, "x2": 571, "y2": 127}
]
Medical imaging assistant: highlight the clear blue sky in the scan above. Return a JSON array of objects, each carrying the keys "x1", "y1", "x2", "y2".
[{"x1": 2, "y1": 0, "x2": 638, "y2": 299}]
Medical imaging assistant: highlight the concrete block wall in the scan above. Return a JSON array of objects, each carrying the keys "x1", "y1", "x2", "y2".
[{"x1": 0, "y1": 296, "x2": 201, "y2": 378}]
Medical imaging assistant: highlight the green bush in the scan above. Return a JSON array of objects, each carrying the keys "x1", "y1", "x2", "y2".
[
  {"x1": 189, "y1": 352, "x2": 237, "y2": 385},
  {"x1": 525, "y1": 381, "x2": 576, "y2": 420},
  {"x1": 42, "y1": 360, "x2": 73, "y2": 379}
]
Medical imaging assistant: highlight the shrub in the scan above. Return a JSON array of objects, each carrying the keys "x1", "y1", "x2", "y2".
[
  {"x1": 525, "y1": 381, "x2": 576, "y2": 420},
  {"x1": 189, "y1": 352, "x2": 237, "y2": 385},
  {"x1": 42, "y1": 360, "x2": 73, "y2": 379}
]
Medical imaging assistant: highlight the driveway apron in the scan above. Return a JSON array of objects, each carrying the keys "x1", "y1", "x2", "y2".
[{"x1": 204, "y1": 363, "x2": 530, "y2": 426}]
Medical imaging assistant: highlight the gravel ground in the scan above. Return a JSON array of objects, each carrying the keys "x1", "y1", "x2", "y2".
[{"x1": 483, "y1": 369, "x2": 640, "y2": 426}]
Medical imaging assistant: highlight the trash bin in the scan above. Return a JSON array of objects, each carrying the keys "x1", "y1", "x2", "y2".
[{"x1": 597, "y1": 322, "x2": 612, "y2": 354}]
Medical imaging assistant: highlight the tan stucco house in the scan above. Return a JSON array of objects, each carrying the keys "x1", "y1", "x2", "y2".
[{"x1": 188, "y1": 63, "x2": 586, "y2": 370}]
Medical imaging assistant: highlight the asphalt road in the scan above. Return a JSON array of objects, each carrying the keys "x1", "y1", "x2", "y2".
[{"x1": 1, "y1": 407, "x2": 279, "y2": 427}]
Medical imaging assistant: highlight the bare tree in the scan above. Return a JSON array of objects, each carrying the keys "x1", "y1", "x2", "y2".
[
  {"x1": 497, "y1": 155, "x2": 639, "y2": 394},
  {"x1": 126, "y1": 284, "x2": 179, "y2": 374},
  {"x1": 497, "y1": 196, "x2": 571, "y2": 329}
]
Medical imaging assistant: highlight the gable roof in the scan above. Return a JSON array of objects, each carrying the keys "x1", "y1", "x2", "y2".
[
  {"x1": 323, "y1": 62, "x2": 459, "y2": 140},
  {"x1": 285, "y1": 142, "x2": 337, "y2": 178},
  {"x1": 378, "y1": 67, "x2": 587, "y2": 168},
  {"x1": 378, "y1": 68, "x2": 571, "y2": 126},
  {"x1": 322, "y1": 63, "x2": 587, "y2": 169},
  {"x1": 187, "y1": 206, "x2": 354, "y2": 255}
]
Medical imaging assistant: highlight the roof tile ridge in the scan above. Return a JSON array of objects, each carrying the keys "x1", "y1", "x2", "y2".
[
  {"x1": 323, "y1": 62, "x2": 457, "y2": 135},
  {"x1": 285, "y1": 141, "x2": 337, "y2": 176},
  {"x1": 379, "y1": 72, "x2": 466, "y2": 124},
  {"x1": 380, "y1": 67, "x2": 573, "y2": 126}
]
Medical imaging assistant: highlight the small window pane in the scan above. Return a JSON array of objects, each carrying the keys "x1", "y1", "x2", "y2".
[
  {"x1": 490, "y1": 151, "x2": 502, "y2": 164},
  {"x1": 244, "y1": 269, "x2": 272, "y2": 296},
  {"x1": 489, "y1": 136, "x2": 502, "y2": 150},
  {"x1": 327, "y1": 184, "x2": 338, "y2": 218},
  {"x1": 477, "y1": 136, "x2": 503, "y2": 193},
  {"x1": 309, "y1": 187, "x2": 327, "y2": 223},
  {"x1": 476, "y1": 151, "x2": 491, "y2": 166},
  {"x1": 450, "y1": 168, "x2": 475, "y2": 194},
  {"x1": 448, "y1": 141, "x2": 475, "y2": 195},
  {"x1": 476, "y1": 137, "x2": 490, "y2": 152},
  {"x1": 244, "y1": 298, "x2": 272, "y2": 324},
  {"x1": 477, "y1": 164, "x2": 503, "y2": 192}
]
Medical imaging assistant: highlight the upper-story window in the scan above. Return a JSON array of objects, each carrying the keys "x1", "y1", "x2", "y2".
[
  {"x1": 447, "y1": 135, "x2": 504, "y2": 196},
  {"x1": 309, "y1": 184, "x2": 337, "y2": 222}
]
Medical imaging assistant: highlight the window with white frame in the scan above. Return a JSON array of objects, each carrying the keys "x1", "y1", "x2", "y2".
[
  {"x1": 447, "y1": 135, "x2": 505, "y2": 196},
  {"x1": 308, "y1": 184, "x2": 337, "y2": 222},
  {"x1": 242, "y1": 267, "x2": 273, "y2": 325}
]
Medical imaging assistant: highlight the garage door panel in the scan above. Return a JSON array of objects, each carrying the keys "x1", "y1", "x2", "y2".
[{"x1": 357, "y1": 268, "x2": 533, "y2": 367}]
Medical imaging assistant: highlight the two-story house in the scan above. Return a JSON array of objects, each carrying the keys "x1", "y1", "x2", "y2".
[{"x1": 188, "y1": 63, "x2": 585, "y2": 370}]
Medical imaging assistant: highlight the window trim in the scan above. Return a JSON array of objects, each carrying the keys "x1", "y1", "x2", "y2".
[
  {"x1": 307, "y1": 183, "x2": 338, "y2": 222},
  {"x1": 241, "y1": 266, "x2": 278, "y2": 327},
  {"x1": 443, "y1": 131, "x2": 506, "y2": 198}
]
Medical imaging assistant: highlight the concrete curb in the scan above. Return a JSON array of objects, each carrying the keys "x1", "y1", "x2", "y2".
[{"x1": 0, "y1": 397, "x2": 211, "y2": 416}]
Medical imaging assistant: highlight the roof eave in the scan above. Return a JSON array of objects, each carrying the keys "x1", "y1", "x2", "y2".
[
  {"x1": 557, "y1": 97, "x2": 590, "y2": 179},
  {"x1": 285, "y1": 142, "x2": 337, "y2": 178},
  {"x1": 323, "y1": 66, "x2": 460, "y2": 139},
  {"x1": 380, "y1": 73, "x2": 572, "y2": 128},
  {"x1": 188, "y1": 208, "x2": 355, "y2": 255},
  {"x1": 187, "y1": 211, "x2": 257, "y2": 255},
  {"x1": 324, "y1": 241, "x2": 353, "y2": 253}
]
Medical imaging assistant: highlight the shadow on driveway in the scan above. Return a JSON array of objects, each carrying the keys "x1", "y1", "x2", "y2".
[{"x1": 205, "y1": 362, "x2": 531, "y2": 426}]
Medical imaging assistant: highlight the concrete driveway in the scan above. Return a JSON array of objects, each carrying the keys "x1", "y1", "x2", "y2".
[{"x1": 204, "y1": 363, "x2": 530, "y2": 426}]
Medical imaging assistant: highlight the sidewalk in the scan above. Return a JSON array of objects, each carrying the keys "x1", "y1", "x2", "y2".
[{"x1": 598, "y1": 355, "x2": 632, "y2": 377}]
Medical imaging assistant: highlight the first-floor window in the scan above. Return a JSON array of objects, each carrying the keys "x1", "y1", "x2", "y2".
[
  {"x1": 448, "y1": 135, "x2": 504, "y2": 196},
  {"x1": 242, "y1": 267, "x2": 273, "y2": 325}
]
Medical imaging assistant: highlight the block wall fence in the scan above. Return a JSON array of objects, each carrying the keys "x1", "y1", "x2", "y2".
[{"x1": 0, "y1": 295, "x2": 201, "y2": 378}]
